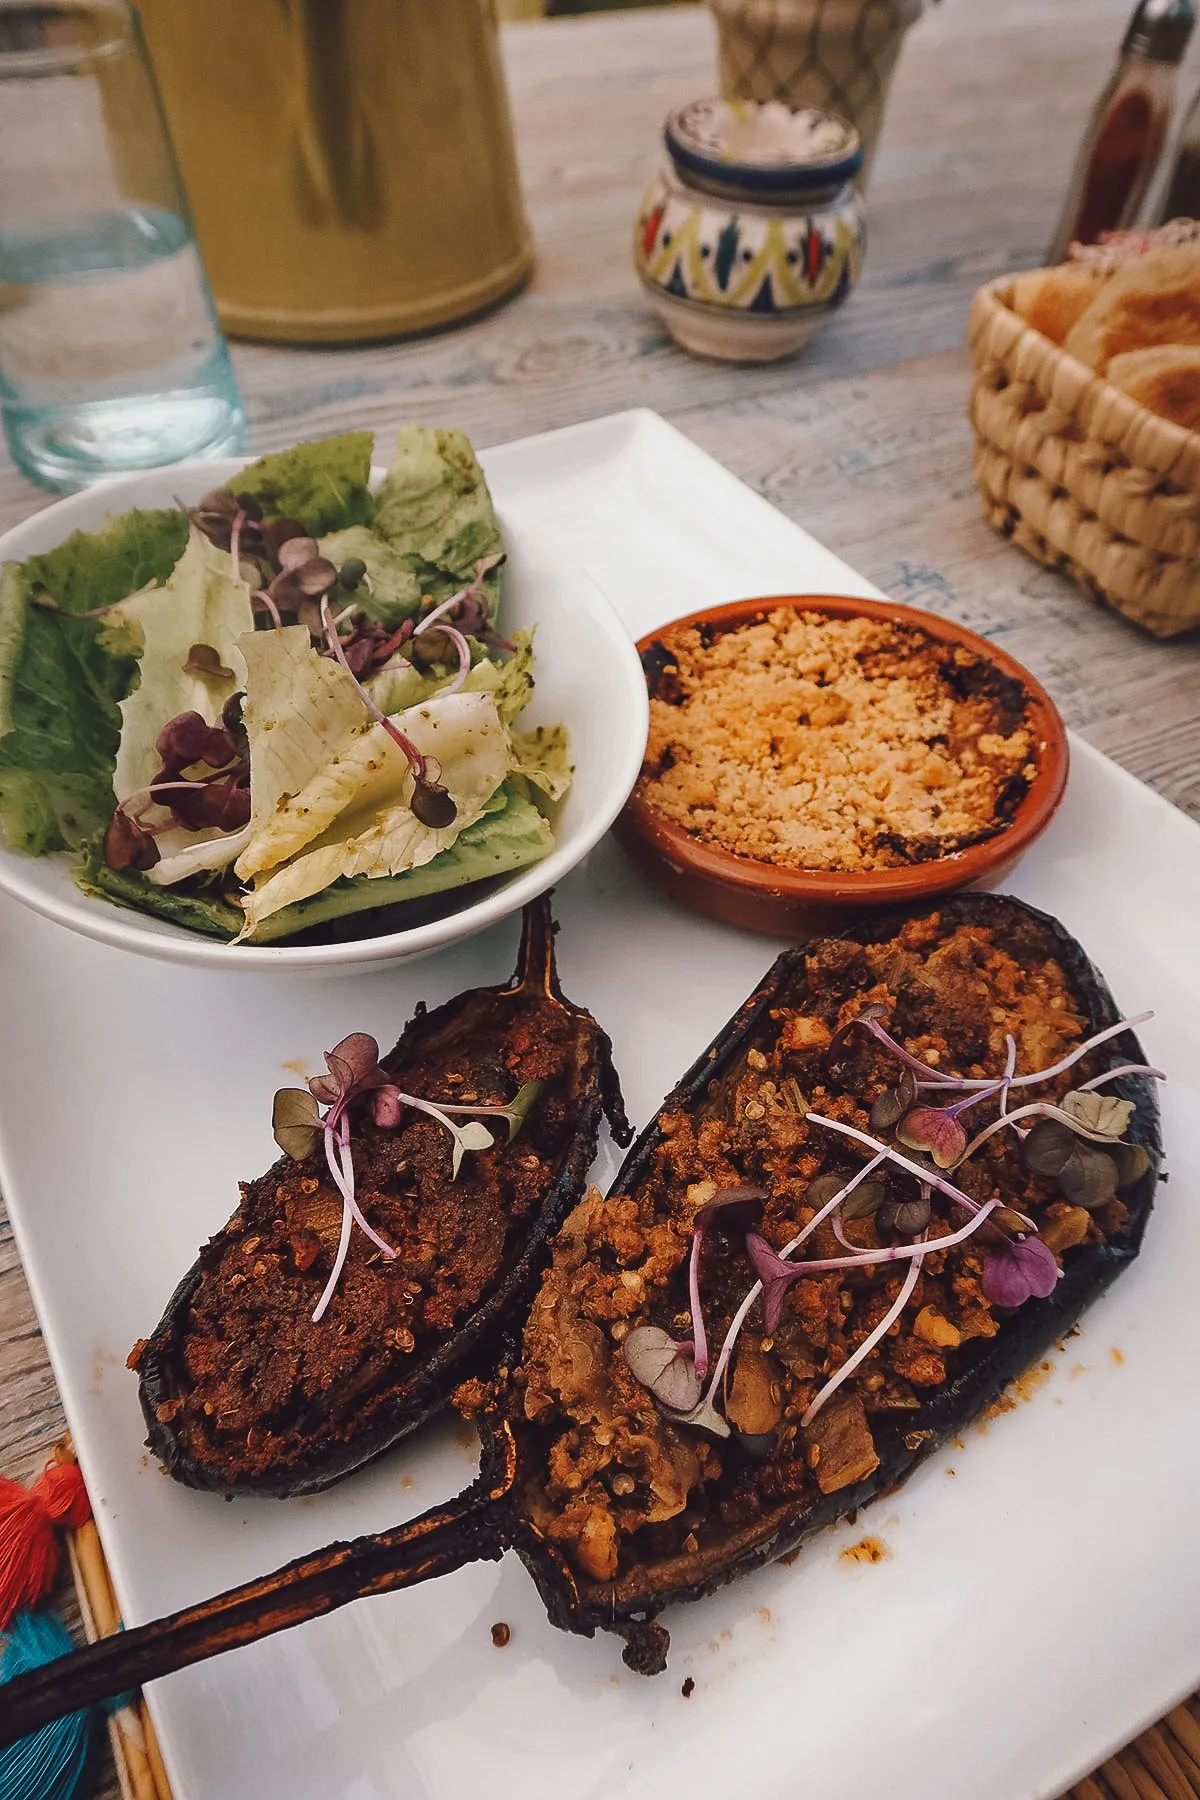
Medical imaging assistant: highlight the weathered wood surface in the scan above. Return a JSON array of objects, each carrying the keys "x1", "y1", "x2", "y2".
[{"x1": 1, "y1": 6, "x2": 1198, "y2": 1797}]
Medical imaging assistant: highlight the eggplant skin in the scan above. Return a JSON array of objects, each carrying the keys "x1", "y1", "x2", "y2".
[
  {"x1": 135, "y1": 905, "x2": 631, "y2": 1499},
  {"x1": 508, "y1": 894, "x2": 1163, "y2": 1671}
]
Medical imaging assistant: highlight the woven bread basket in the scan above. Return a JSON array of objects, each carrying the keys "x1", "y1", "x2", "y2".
[{"x1": 968, "y1": 277, "x2": 1200, "y2": 638}]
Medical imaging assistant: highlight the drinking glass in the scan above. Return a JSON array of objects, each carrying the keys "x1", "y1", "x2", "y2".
[{"x1": 0, "y1": 0, "x2": 244, "y2": 491}]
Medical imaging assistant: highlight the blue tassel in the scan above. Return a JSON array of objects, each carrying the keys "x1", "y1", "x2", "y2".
[{"x1": 0, "y1": 1611, "x2": 97, "y2": 1800}]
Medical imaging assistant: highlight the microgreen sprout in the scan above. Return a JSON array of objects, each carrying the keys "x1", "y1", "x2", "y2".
[
  {"x1": 981, "y1": 1235, "x2": 1060, "y2": 1308},
  {"x1": 625, "y1": 1004, "x2": 1161, "y2": 1440},
  {"x1": 801, "y1": 1239, "x2": 927, "y2": 1428},
  {"x1": 320, "y1": 597, "x2": 458, "y2": 830},
  {"x1": 272, "y1": 1033, "x2": 535, "y2": 1322},
  {"x1": 685, "y1": 1187, "x2": 766, "y2": 1379},
  {"x1": 623, "y1": 1326, "x2": 701, "y2": 1413},
  {"x1": 103, "y1": 706, "x2": 251, "y2": 870}
]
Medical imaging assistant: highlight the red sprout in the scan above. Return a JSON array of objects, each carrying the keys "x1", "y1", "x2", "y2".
[
  {"x1": 801, "y1": 1242, "x2": 927, "y2": 1427},
  {"x1": 320, "y1": 598, "x2": 458, "y2": 829},
  {"x1": 981, "y1": 1235, "x2": 1060, "y2": 1309}
]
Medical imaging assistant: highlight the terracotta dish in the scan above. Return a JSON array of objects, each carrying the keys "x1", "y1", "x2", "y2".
[{"x1": 615, "y1": 593, "x2": 1069, "y2": 936}]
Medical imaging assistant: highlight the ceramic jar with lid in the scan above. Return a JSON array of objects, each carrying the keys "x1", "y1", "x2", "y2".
[{"x1": 634, "y1": 98, "x2": 865, "y2": 362}]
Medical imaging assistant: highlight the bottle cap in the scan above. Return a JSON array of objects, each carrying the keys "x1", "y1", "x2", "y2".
[{"x1": 1123, "y1": 0, "x2": 1196, "y2": 64}]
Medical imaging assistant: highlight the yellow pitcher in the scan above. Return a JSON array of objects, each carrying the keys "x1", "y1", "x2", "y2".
[{"x1": 136, "y1": 0, "x2": 533, "y2": 342}]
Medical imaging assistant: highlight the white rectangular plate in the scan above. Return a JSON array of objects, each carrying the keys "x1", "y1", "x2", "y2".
[{"x1": 1, "y1": 410, "x2": 1197, "y2": 1800}]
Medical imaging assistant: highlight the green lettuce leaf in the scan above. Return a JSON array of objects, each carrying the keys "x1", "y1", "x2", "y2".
[
  {"x1": 247, "y1": 785, "x2": 552, "y2": 943},
  {"x1": 0, "y1": 507, "x2": 187, "y2": 854},
  {"x1": 110, "y1": 527, "x2": 255, "y2": 803},
  {"x1": 486, "y1": 628, "x2": 534, "y2": 726},
  {"x1": 510, "y1": 721, "x2": 572, "y2": 802},
  {"x1": 238, "y1": 690, "x2": 510, "y2": 936},
  {"x1": 365, "y1": 627, "x2": 533, "y2": 726},
  {"x1": 234, "y1": 432, "x2": 373, "y2": 535},
  {"x1": 371, "y1": 425, "x2": 503, "y2": 610},
  {"x1": 317, "y1": 526, "x2": 422, "y2": 626},
  {"x1": 236, "y1": 625, "x2": 369, "y2": 872},
  {"x1": 75, "y1": 838, "x2": 243, "y2": 940}
]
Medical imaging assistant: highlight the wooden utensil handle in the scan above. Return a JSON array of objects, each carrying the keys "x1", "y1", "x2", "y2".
[{"x1": 0, "y1": 1486, "x2": 508, "y2": 1749}]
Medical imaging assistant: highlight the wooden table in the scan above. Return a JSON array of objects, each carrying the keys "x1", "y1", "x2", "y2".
[{"x1": 2, "y1": 6, "x2": 1199, "y2": 1797}]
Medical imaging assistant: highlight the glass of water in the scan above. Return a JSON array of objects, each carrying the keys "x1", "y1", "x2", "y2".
[{"x1": 0, "y1": 0, "x2": 244, "y2": 490}]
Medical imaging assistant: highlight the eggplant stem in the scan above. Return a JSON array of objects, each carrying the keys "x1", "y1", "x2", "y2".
[
  {"x1": 0, "y1": 1475, "x2": 510, "y2": 1749},
  {"x1": 509, "y1": 890, "x2": 559, "y2": 1000}
]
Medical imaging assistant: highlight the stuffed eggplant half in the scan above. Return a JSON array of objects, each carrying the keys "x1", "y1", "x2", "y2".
[
  {"x1": 504, "y1": 892, "x2": 1162, "y2": 1669},
  {"x1": 132, "y1": 897, "x2": 630, "y2": 1496},
  {"x1": 0, "y1": 894, "x2": 1165, "y2": 1741}
]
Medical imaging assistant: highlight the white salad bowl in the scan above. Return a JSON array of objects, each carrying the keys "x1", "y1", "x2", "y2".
[{"x1": 0, "y1": 459, "x2": 649, "y2": 973}]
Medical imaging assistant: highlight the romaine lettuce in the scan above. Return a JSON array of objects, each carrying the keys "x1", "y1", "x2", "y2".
[
  {"x1": 110, "y1": 528, "x2": 254, "y2": 804},
  {"x1": 234, "y1": 432, "x2": 373, "y2": 535},
  {"x1": 238, "y1": 690, "x2": 510, "y2": 936},
  {"x1": 317, "y1": 526, "x2": 422, "y2": 626},
  {"x1": 247, "y1": 785, "x2": 552, "y2": 943},
  {"x1": 371, "y1": 425, "x2": 504, "y2": 610},
  {"x1": 0, "y1": 507, "x2": 186, "y2": 853}
]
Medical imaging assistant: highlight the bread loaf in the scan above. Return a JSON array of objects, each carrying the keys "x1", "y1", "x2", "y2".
[
  {"x1": 1106, "y1": 343, "x2": 1200, "y2": 433},
  {"x1": 1062, "y1": 244, "x2": 1200, "y2": 372}
]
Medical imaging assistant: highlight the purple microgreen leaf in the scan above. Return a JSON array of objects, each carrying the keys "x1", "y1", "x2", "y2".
[
  {"x1": 745, "y1": 1234, "x2": 803, "y2": 1334},
  {"x1": 410, "y1": 776, "x2": 458, "y2": 829},
  {"x1": 276, "y1": 535, "x2": 321, "y2": 572},
  {"x1": 294, "y1": 557, "x2": 339, "y2": 597},
  {"x1": 272, "y1": 1087, "x2": 321, "y2": 1160},
  {"x1": 155, "y1": 710, "x2": 238, "y2": 771},
  {"x1": 805, "y1": 1112, "x2": 985, "y2": 1216},
  {"x1": 308, "y1": 1072, "x2": 342, "y2": 1107},
  {"x1": 103, "y1": 809, "x2": 160, "y2": 872},
  {"x1": 733, "y1": 1430, "x2": 776, "y2": 1462},
  {"x1": 326, "y1": 1032, "x2": 384, "y2": 1089},
  {"x1": 183, "y1": 642, "x2": 236, "y2": 680},
  {"x1": 188, "y1": 488, "x2": 239, "y2": 549},
  {"x1": 981, "y1": 1236, "x2": 1061, "y2": 1308},
  {"x1": 623, "y1": 1325, "x2": 702, "y2": 1414},
  {"x1": 694, "y1": 1184, "x2": 768, "y2": 1233},
  {"x1": 1061, "y1": 1090, "x2": 1135, "y2": 1140},
  {"x1": 1013, "y1": 1118, "x2": 1076, "y2": 1178},
  {"x1": 895, "y1": 1104, "x2": 968, "y2": 1169},
  {"x1": 336, "y1": 557, "x2": 367, "y2": 591}
]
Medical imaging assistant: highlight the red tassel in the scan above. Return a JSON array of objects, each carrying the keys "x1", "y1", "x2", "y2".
[{"x1": 0, "y1": 1460, "x2": 91, "y2": 1630}]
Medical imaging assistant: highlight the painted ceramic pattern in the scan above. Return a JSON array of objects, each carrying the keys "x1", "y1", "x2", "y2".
[{"x1": 634, "y1": 171, "x2": 863, "y2": 314}]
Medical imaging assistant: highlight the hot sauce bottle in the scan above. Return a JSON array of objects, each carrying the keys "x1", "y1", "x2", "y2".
[{"x1": 1048, "y1": 0, "x2": 1195, "y2": 261}]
